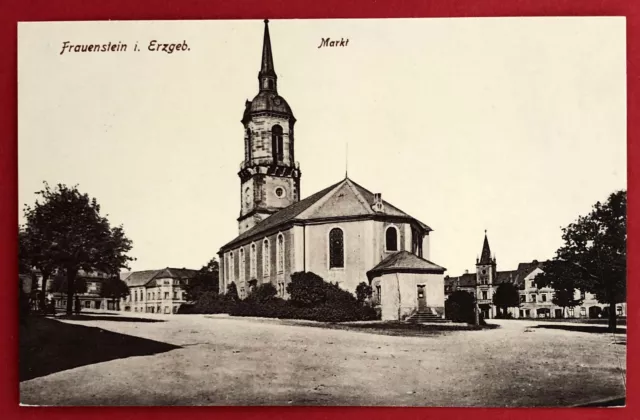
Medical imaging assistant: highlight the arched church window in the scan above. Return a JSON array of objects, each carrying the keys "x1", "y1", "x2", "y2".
[
  {"x1": 385, "y1": 226, "x2": 398, "y2": 251},
  {"x1": 263, "y1": 239, "x2": 270, "y2": 278},
  {"x1": 250, "y1": 243, "x2": 257, "y2": 279},
  {"x1": 329, "y1": 228, "x2": 344, "y2": 268},
  {"x1": 229, "y1": 251, "x2": 235, "y2": 282},
  {"x1": 268, "y1": 79, "x2": 274, "y2": 90},
  {"x1": 239, "y1": 248, "x2": 245, "y2": 282},
  {"x1": 245, "y1": 128, "x2": 252, "y2": 163},
  {"x1": 272, "y1": 125, "x2": 284, "y2": 162},
  {"x1": 277, "y1": 234, "x2": 284, "y2": 273}
]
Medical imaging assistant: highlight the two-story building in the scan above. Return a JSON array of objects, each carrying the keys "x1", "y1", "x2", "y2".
[{"x1": 121, "y1": 267, "x2": 198, "y2": 314}]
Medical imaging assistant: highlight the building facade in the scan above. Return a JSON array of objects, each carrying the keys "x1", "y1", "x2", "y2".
[
  {"x1": 120, "y1": 268, "x2": 198, "y2": 314},
  {"x1": 218, "y1": 20, "x2": 446, "y2": 320},
  {"x1": 445, "y1": 232, "x2": 627, "y2": 319}
]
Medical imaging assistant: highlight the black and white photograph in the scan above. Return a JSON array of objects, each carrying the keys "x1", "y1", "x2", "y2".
[{"x1": 17, "y1": 18, "x2": 626, "y2": 407}]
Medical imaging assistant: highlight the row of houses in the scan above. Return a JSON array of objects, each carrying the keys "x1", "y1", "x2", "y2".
[
  {"x1": 21, "y1": 267, "x2": 199, "y2": 314},
  {"x1": 444, "y1": 233, "x2": 627, "y2": 319}
]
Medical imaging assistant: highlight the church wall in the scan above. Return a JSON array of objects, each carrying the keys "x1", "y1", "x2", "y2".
[
  {"x1": 422, "y1": 234, "x2": 431, "y2": 260},
  {"x1": 304, "y1": 220, "x2": 372, "y2": 294},
  {"x1": 379, "y1": 272, "x2": 445, "y2": 321}
]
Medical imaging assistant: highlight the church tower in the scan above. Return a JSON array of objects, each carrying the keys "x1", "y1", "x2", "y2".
[
  {"x1": 237, "y1": 20, "x2": 301, "y2": 234},
  {"x1": 476, "y1": 230, "x2": 497, "y2": 285}
]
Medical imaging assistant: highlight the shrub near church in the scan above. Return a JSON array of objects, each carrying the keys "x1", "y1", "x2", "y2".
[{"x1": 187, "y1": 271, "x2": 378, "y2": 322}]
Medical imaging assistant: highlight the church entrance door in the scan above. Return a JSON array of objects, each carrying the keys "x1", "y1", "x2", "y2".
[{"x1": 417, "y1": 285, "x2": 427, "y2": 311}]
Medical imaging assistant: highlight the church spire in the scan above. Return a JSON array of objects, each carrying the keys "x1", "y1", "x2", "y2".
[
  {"x1": 259, "y1": 19, "x2": 277, "y2": 92},
  {"x1": 479, "y1": 230, "x2": 492, "y2": 265}
]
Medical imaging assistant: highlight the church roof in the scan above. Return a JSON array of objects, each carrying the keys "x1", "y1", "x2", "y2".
[
  {"x1": 367, "y1": 251, "x2": 446, "y2": 279},
  {"x1": 220, "y1": 177, "x2": 432, "y2": 251},
  {"x1": 245, "y1": 91, "x2": 294, "y2": 117}
]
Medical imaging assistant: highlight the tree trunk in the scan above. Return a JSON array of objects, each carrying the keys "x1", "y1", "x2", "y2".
[
  {"x1": 609, "y1": 302, "x2": 617, "y2": 333},
  {"x1": 65, "y1": 270, "x2": 77, "y2": 315},
  {"x1": 38, "y1": 271, "x2": 51, "y2": 315}
]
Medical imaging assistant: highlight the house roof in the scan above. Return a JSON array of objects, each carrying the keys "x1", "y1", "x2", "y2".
[
  {"x1": 122, "y1": 268, "x2": 199, "y2": 288},
  {"x1": 445, "y1": 260, "x2": 545, "y2": 290},
  {"x1": 367, "y1": 251, "x2": 446, "y2": 279},
  {"x1": 220, "y1": 177, "x2": 432, "y2": 251}
]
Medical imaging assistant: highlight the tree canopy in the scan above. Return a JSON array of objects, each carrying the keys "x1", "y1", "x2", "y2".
[
  {"x1": 533, "y1": 260, "x2": 583, "y2": 314},
  {"x1": 183, "y1": 258, "x2": 220, "y2": 302},
  {"x1": 21, "y1": 183, "x2": 134, "y2": 314},
  {"x1": 544, "y1": 190, "x2": 626, "y2": 331},
  {"x1": 492, "y1": 282, "x2": 520, "y2": 317}
]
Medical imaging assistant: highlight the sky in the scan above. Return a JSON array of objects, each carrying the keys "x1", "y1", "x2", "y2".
[{"x1": 18, "y1": 17, "x2": 626, "y2": 275}]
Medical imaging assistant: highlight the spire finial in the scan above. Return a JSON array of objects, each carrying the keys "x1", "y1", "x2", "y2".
[
  {"x1": 264, "y1": 19, "x2": 269, "y2": 24},
  {"x1": 345, "y1": 140, "x2": 349, "y2": 179}
]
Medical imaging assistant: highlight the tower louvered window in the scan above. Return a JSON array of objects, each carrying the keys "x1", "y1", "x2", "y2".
[{"x1": 272, "y1": 125, "x2": 284, "y2": 162}]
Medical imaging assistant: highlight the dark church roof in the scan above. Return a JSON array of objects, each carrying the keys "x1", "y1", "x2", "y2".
[
  {"x1": 367, "y1": 251, "x2": 446, "y2": 279},
  {"x1": 242, "y1": 19, "x2": 295, "y2": 121},
  {"x1": 220, "y1": 177, "x2": 433, "y2": 251}
]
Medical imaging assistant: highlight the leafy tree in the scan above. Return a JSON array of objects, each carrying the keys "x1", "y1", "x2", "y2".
[
  {"x1": 492, "y1": 282, "x2": 520, "y2": 317},
  {"x1": 445, "y1": 291, "x2": 476, "y2": 324},
  {"x1": 51, "y1": 273, "x2": 88, "y2": 295},
  {"x1": 247, "y1": 283, "x2": 278, "y2": 303},
  {"x1": 355, "y1": 282, "x2": 373, "y2": 304},
  {"x1": 184, "y1": 258, "x2": 220, "y2": 302},
  {"x1": 100, "y1": 277, "x2": 130, "y2": 310},
  {"x1": 22, "y1": 183, "x2": 134, "y2": 315},
  {"x1": 534, "y1": 260, "x2": 583, "y2": 317},
  {"x1": 226, "y1": 281, "x2": 239, "y2": 301},
  {"x1": 554, "y1": 190, "x2": 626, "y2": 332},
  {"x1": 287, "y1": 272, "x2": 356, "y2": 308},
  {"x1": 19, "y1": 227, "x2": 56, "y2": 313}
]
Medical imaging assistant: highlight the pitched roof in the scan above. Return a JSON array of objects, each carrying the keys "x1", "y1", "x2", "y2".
[
  {"x1": 367, "y1": 251, "x2": 446, "y2": 279},
  {"x1": 479, "y1": 232, "x2": 492, "y2": 265},
  {"x1": 446, "y1": 261, "x2": 546, "y2": 290},
  {"x1": 122, "y1": 267, "x2": 199, "y2": 288},
  {"x1": 221, "y1": 177, "x2": 432, "y2": 250},
  {"x1": 445, "y1": 273, "x2": 477, "y2": 288}
]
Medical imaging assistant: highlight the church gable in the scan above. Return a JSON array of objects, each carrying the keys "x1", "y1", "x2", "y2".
[{"x1": 298, "y1": 180, "x2": 373, "y2": 220}]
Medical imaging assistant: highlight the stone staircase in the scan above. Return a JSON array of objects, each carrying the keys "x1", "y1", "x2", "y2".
[{"x1": 406, "y1": 308, "x2": 448, "y2": 324}]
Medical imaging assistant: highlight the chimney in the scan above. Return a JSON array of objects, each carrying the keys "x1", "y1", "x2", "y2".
[
  {"x1": 465, "y1": 270, "x2": 469, "y2": 274},
  {"x1": 372, "y1": 193, "x2": 384, "y2": 213}
]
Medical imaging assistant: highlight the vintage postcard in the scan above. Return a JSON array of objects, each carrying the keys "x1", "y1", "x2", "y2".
[{"x1": 17, "y1": 18, "x2": 626, "y2": 407}]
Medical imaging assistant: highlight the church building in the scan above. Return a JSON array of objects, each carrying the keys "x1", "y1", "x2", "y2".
[{"x1": 217, "y1": 20, "x2": 447, "y2": 321}]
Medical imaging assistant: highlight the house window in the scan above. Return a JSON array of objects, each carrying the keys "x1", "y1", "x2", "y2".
[
  {"x1": 239, "y1": 247, "x2": 246, "y2": 282},
  {"x1": 482, "y1": 291, "x2": 488, "y2": 300},
  {"x1": 385, "y1": 226, "x2": 398, "y2": 251},
  {"x1": 134, "y1": 290, "x2": 137, "y2": 302},
  {"x1": 580, "y1": 307, "x2": 586, "y2": 316},
  {"x1": 617, "y1": 306, "x2": 623, "y2": 315},
  {"x1": 520, "y1": 295, "x2": 526, "y2": 303},
  {"x1": 250, "y1": 243, "x2": 257, "y2": 279},
  {"x1": 263, "y1": 239, "x2": 270, "y2": 278},
  {"x1": 541, "y1": 294, "x2": 547, "y2": 302},
  {"x1": 531, "y1": 294, "x2": 537, "y2": 302},
  {"x1": 173, "y1": 291, "x2": 178, "y2": 299},
  {"x1": 164, "y1": 307, "x2": 170, "y2": 314},
  {"x1": 277, "y1": 234, "x2": 285, "y2": 274},
  {"x1": 376, "y1": 285, "x2": 381, "y2": 302},
  {"x1": 164, "y1": 292, "x2": 169, "y2": 300},
  {"x1": 329, "y1": 228, "x2": 344, "y2": 268},
  {"x1": 277, "y1": 282, "x2": 285, "y2": 298},
  {"x1": 272, "y1": 125, "x2": 284, "y2": 162},
  {"x1": 173, "y1": 306, "x2": 178, "y2": 314}
]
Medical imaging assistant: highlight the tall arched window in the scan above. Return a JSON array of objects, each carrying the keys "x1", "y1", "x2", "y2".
[
  {"x1": 272, "y1": 125, "x2": 284, "y2": 162},
  {"x1": 329, "y1": 228, "x2": 344, "y2": 268},
  {"x1": 245, "y1": 128, "x2": 252, "y2": 162},
  {"x1": 239, "y1": 248, "x2": 246, "y2": 282},
  {"x1": 385, "y1": 226, "x2": 399, "y2": 251},
  {"x1": 277, "y1": 234, "x2": 284, "y2": 273},
  {"x1": 229, "y1": 251, "x2": 235, "y2": 283},
  {"x1": 250, "y1": 243, "x2": 257, "y2": 279},
  {"x1": 263, "y1": 239, "x2": 270, "y2": 278}
]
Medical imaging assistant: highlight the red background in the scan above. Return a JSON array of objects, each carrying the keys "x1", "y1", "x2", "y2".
[{"x1": 0, "y1": 0, "x2": 636, "y2": 419}]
